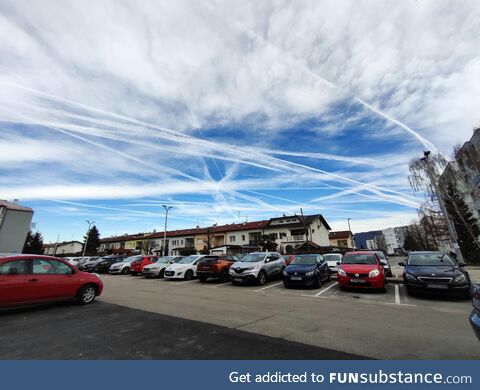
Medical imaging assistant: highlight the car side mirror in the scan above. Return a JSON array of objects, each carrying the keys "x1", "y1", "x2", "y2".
[
  {"x1": 386, "y1": 256, "x2": 389, "y2": 260},
  {"x1": 336, "y1": 261, "x2": 341, "y2": 266},
  {"x1": 398, "y1": 261, "x2": 406, "y2": 267},
  {"x1": 458, "y1": 261, "x2": 466, "y2": 267}
]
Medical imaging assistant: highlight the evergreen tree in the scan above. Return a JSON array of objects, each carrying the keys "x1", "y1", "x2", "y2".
[
  {"x1": 260, "y1": 234, "x2": 278, "y2": 252},
  {"x1": 403, "y1": 229, "x2": 421, "y2": 251},
  {"x1": 444, "y1": 186, "x2": 480, "y2": 263},
  {"x1": 83, "y1": 225, "x2": 100, "y2": 256},
  {"x1": 23, "y1": 230, "x2": 44, "y2": 254}
]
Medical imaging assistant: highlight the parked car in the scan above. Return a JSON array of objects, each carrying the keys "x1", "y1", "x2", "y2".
[
  {"x1": 164, "y1": 255, "x2": 204, "y2": 280},
  {"x1": 322, "y1": 253, "x2": 343, "y2": 273},
  {"x1": 229, "y1": 252, "x2": 285, "y2": 286},
  {"x1": 374, "y1": 251, "x2": 393, "y2": 277},
  {"x1": 93, "y1": 255, "x2": 127, "y2": 274},
  {"x1": 109, "y1": 256, "x2": 136, "y2": 274},
  {"x1": 470, "y1": 283, "x2": 480, "y2": 341},
  {"x1": 337, "y1": 251, "x2": 386, "y2": 292},
  {"x1": 399, "y1": 251, "x2": 471, "y2": 297},
  {"x1": 142, "y1": 256, "x2": 184, "y2": 278},
  {"x1": 77, "y1": 257, "x2": 102, "y2": 272},
  {"x1": 129, "y1": 255, "x2": 158, "y2": 275},
  {"x1": 197, "y1": 255, "x2": 240, "y2": 282},
  {"x1": 282, "y1": 254, "x2": 331, "y2": 288},
  {"x1": 0, "y1": 255, "x2": 103, "y2": 307}
]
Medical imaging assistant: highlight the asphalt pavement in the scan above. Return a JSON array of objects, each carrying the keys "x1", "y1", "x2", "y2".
[{"x1": 0, "y1": 301, "x2": 367, "y2": 359}]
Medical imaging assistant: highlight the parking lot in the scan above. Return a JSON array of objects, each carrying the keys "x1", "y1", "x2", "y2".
[
  {"x1": 1, "y1": 257, "x2": 479, "y2": 360},
  {"x1": 92, "y1": 257, "x2": 479, "y2": 360}
]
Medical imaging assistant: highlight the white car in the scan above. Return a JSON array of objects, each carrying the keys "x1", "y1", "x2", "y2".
[
  {"x1": 142, "y1": 256, "x2": 184, "y2": 278},
  {"x1": 164, "y1": 255, "x2": 204, "y2": 280},
  {"x1": 109, "y1": 256, "x2": 136, "y2": 274},
  {"x1": 322, "y1": 253, "x2": 343, "y2": 273}
]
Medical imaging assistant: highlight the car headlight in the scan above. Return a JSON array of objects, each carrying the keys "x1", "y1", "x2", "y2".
[
  {"x1": 247, "y1": 265, "x2": 260, "y2": 271},
  {"x1": 453, "y1": 274, "x2": 466, "y2": 283},
  {"x1": 305, "y1": 271, "x2": 314, "y2": 277},
  {"x1": 369, "y1": 269, "x2": 380, "y2": 278},
  {"x1": 405, "y1": 273, "x2": 416, "y2": 281},
  {"x1": 337, "y1": 268, "x2": 346, "y2": 277}
]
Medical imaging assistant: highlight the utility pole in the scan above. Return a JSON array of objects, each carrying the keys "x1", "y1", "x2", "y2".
[
  {"x1": 347, "y1": 218, "x2": 356, "y2": 249},
  {"x1": 82, "y1": 220, "x2": 95, "y2": 256},
  {"x1": 162, "y1": 205, "x2": 173, "y2": 256},
  {"x1": 421, "y1": 151, "x2": 464, "y2": 262},
  {"x1": 53, "y1": 234, "x2": 60, "y2": 256}
]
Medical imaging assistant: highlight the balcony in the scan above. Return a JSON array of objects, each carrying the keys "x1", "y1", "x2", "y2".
[{"x1": 282, "y1": 235, "x2": 306, "y2": 243}]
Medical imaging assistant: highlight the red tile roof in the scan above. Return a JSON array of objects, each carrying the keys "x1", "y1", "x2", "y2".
[
  {"x1": 0, "y1": 200, "x2": 33, "y2": 212},
  {"x1": 329, "y1": 230, "x2": 352, "y2": 239}
]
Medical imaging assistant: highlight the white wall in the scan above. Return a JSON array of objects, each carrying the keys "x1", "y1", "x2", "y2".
[{"x1": 0, "y1": 208, "x2": 33, "y2": 253}]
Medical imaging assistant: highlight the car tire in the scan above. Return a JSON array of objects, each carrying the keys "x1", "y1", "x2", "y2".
[
  {"x1": 257, "y1": 271, "x2": 266, "y2": 286},
  {"x1": 76, "y1": 284, "x2": 97, "y2": 305},
  {"x1": 221, "y1": 270, "x2": 230, "y2": 282},
  {"x1": 198, "y1": 275, "x2": 207, "y2": 283},
  {"x1": 314, "y1": 274, "x2": 321, "y2": 288},
  {"x1": 339, "y1": 285, "x2": 346, "y2": 291},
  {"x1": 387, "y1": 270, "x2": 393, "y2": 277},
  {"x1": 184, "y1": 270, "x2": 194, "y2": 281},
  {"x1": 121, "y1": 267, "x2": 130, "y2": 275},
  {"x1": 158, "y1": 269, "x2": 165, "y2": 278}
]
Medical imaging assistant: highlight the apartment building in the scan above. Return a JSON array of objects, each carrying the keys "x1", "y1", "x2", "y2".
[
  {"x1": 44, "y1": 241, "x2": 83, "y2": 256},
  {"x1": 0, "y1": 200, "x2": 34, "y2": 254}
]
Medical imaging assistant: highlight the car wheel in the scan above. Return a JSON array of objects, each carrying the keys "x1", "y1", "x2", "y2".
[
  {"x1": 198, "y1": 275, "x2": 207, "y2": 283},
  {"x1": 158, "y1": 269, "x2": 165, "y2": 278},
  {"x1": 314, "y1": 274, "x2": 321, "y2": 288},
  {"x1": 221, "y1": 270, "x2": 230, "y2": 282},
  {"x1": 257, "y1": 271, "x2": 266, "y2": 286},
  {"x1": 76, "y1": 284, "x2": 97, "y2": 305},
  {"x1": 185, "y1": 270, "x2": 194, "y2": 281},
  {"x1": 387, "y1": 270, "x2": 393, "y2": 277},
  {"x1": 121, "y1": 267, "x2": 129, "y2": 275}
]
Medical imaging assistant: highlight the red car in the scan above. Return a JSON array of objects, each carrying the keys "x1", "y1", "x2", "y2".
[
  {"x1": 129, "y1": 255, "x2": 158, "y2": 275},
  {"x1": 337, "y1": 251, "x2": 386, "y2": 292},
  {"x1": 0, "y1": 255, "x2": 103, "y2": 308}
]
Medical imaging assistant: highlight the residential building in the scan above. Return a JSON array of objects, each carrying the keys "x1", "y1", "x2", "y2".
[
  {"x1": 0, "y1": 200, "x2": 33, "y2": 254},
  {"x1": 98, "y1": 213, "x2": 331, "y2": 256},
  {"x1": 329, "y1": 231, "x2": 354, "y2": 248},
  {"x1": 44, "y1": 241, "x2": 83, "y2": 256},
  {"x1": 353, "y1": 230, "x2": 382, "y2": 250}
]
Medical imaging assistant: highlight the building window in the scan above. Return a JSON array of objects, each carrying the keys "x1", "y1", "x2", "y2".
[
  {"x1": 197, "y1": 239, "x2": 204, "y2": 244},
  {"x1": 229, "y1": 236, "x2": 236, "y2": 242},
  {"x1": 241, "y1": 235, "x2": 245, "y2": 241}
]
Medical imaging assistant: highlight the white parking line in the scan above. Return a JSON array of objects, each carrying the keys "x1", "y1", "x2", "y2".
[
  {"x1": 254, "y1": 281, "x2": 283, "y2": 292},
  {"x1": 395, "y1": 284, "x2": 401, "y2": 305},
  {"x1": 315, "y1": 282, "x2": 338, "y2": 296}
]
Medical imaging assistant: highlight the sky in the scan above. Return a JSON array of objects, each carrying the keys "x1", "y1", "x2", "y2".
[{"x1": 0, "y1": 0, "x2": 479, "y2": 243}]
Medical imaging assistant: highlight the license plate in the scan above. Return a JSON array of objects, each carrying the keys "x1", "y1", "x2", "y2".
[
  {"x1": 350, "y1": 279, "x2": 366, "y2": 284},
  {"x1": 290, "y1": 277, "x2": 302, "y2": 281},
  {"x1": 234, "y1": 278, "x2": 242, "y2": 282},
  {"x1": 427, "y1": 284, "x2": 448, "y2": 289}
]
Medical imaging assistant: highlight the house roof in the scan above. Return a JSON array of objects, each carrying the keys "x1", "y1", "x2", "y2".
[
  {"x1": 329, "y1": 231, "x2": 352, "y2": 240},
  {"x1": 0, "y1": 200, "x2": 33, "y2": 213},
  {"x1": 44, "y1": 240, "x2": 83, "y2": 248}
]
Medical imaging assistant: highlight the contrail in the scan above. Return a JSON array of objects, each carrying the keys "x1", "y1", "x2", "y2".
[{"x1": 203, "y1": 2, "x2": 438, "y2": 153}]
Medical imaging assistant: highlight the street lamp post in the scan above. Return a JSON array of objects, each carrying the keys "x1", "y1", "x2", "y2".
[
  {"x1": 82, "y1": 220, "x2": 95, "y2": 256},
  {"x1": 347, "y1": 218, "x2": 356, "y2": 249},
  {"x1": 53, "y1": 234, "x2": 60, "y2": 256},
  {"x1": 421, "y1": 151, "x2": 464, "y2": 262},
  {"x1": 162, "y1": 205, "x2": 173, "y2": 256}
]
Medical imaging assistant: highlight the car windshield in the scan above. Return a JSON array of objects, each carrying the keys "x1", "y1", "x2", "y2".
[
  {"x1": 408, "y1": 253, "x2": 456, "y2": 266},
  {"x1": 323, "y1": 254, "x2": 341, "y2": 262},
  {"x1": 342, "y1": 254, "x2": 377, "y2": 265},
  {"x1": 178, "y1": 256, "x2": 199, "y2": 264},
  {"x1": 126, "y1": 255, "x2": 142, "y2": 262},
  {"x1": 291, "y1": 255, "x2": 318, "y2": 265},
  {"x1": 241, "y1": 253, "x2": 265, "y2": 262},
  {"x1": 156, "y1": 257, "x2": 173, "y2": 263}
]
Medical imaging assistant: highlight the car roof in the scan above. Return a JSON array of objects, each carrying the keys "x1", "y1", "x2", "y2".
[{"x1": 0, "y1": 254, "x2": 65, "y2": 261}]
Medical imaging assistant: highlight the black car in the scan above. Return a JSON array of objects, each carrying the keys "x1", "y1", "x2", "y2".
[
  {"x1": 282, "y1": 254, "x2": 331, "y2": 288},
  {"x1": 94, "y1": 255, "x2": 128, "y2": 273},
  {"x1": 399, "y1": 251, "x2": 471, "y2": 297},
  {"x1": 470, "y1": 283, "x2": 480, "y2": 341}
]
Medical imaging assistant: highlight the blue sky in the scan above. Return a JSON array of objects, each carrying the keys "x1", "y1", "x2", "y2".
[{"x1": 0, "y1": 0, "x2": 479, "y2": 243}]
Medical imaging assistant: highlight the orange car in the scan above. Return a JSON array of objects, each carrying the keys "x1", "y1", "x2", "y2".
[{"x1": 197, "y1": 255, "x2": 240, "y2": 282}]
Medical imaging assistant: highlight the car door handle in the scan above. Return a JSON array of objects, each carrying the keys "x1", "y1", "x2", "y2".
[{"x1": 28, "y1": 278, "x2": 38, "y2": 282}]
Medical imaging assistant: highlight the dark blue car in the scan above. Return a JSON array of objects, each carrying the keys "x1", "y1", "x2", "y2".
[
  {"x1": 399, "y1": 251, "x2": 471, "y2": 297},
  {"x1": 282, "y1": 254, "x2": 331, "y2": 288},
  {"x1": 470, "y1": 284, "x2": 480, "y2": 341}
]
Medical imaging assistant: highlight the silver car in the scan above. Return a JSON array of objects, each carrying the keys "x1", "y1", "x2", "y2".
[
  {"x1": 229, "y1": 252, "x2": 285, "y2": 286},
  {"x1": 142, "y1": 256, "x2": 184, "y2": 278}
]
